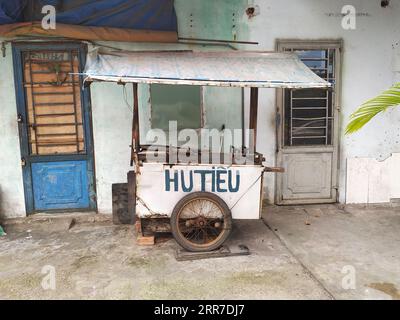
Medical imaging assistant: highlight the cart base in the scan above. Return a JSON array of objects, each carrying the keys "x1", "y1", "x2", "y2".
[{"x1": 175, "y1": 244, "x2": 250, "y2": 261}]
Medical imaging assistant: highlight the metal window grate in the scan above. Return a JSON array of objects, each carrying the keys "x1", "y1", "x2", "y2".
[
  {"x1": 22, "y1": 50, "x2": 85, "y2": 155},
  {"x1": 284, "y1": 49, "x2": 336, "y2": 146}
]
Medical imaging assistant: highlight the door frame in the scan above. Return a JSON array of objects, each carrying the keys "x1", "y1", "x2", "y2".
[
  {"x1": 275, "y1": 39, "x2": 343, "y2": 205},
  {"x1": 12, "y1": 41, "x2": 97, "y2": 214}
]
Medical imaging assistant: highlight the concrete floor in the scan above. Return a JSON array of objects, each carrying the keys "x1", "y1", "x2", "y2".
[
  {"x1": 0, "y1": 204, "x2": 399, "y2": 300},
  {"x1": 263, "y1": 204, "x2": 400, "y2": 300}
]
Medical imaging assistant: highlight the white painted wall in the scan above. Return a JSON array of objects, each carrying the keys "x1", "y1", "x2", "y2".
[
  {"x1": 346, "y1": 153, "x2": 400, "y2": 203},
  {"x1": 239, "y1": 0, "x2": 400, "y2": 204},
  {"x1": 1, "y1": 0, "x2": 400, "y2": 218},
  {"x1": 90, "y1": 82, "x2": 133, "y2": 213}
]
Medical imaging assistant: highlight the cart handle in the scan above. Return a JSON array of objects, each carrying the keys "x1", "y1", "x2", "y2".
[{"x1": 263, "y1": 167, "x2": 285, "y2": 173}]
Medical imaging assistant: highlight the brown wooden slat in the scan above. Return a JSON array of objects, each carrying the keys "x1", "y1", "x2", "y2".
[{"x1": 24, "y1": 50, "x2": 85, "y2": 155}]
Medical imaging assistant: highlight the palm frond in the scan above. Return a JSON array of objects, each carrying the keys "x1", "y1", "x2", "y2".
[{"x1": 345, "y1": 83, "x2": 400, "y2": 134}]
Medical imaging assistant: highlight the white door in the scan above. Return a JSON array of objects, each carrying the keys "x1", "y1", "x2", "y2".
[{"x1": 276, "y1": 40, "x2": 342, "y2": 204}]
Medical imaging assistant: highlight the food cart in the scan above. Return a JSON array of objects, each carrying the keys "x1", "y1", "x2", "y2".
[{"x1": 84, "y1": 50, "x2": 330, "y2": 252}]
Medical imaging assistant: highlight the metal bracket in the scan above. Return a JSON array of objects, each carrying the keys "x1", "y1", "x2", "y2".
[
  {"x1": 264, "y1": 166, "x2": 285, "y2": 173},
  {"x1": 1, "y1": 42, "x2": 6, "y2": 58}
]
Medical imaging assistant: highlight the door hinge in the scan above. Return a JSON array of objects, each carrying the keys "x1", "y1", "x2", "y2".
[
  {"x1": 21, "y1": 158, "x2": 26, "y2": 167},
  {"x1": 17, "y1": 114, "x2": 23, "y2": 123},
  {"x1": 276, "y1": 112, "x2": 281, "y2": 128},
  {"x1": 1, "y1": 42, "x2": 6, "y2": 58}
]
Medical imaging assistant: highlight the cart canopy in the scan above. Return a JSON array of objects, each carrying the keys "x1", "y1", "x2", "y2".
[{"x1": 83, "y1": 50, "x2": 331, "y2": 89}]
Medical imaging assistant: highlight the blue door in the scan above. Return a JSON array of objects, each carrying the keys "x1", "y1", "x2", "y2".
[{"x1": 13, "y1": 43, "x2": 96, "y2": 213}]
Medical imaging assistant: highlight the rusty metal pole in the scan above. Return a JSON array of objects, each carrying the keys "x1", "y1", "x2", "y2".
[
  {"x1": 131, "y1": 83, "x2": 140, "y2": 166},
  {"x1": 249, "y1": 87, "x2": 259, "y2": 154}
]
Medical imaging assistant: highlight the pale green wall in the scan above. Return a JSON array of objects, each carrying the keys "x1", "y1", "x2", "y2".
[
  {"x1": 175, "y1": 0, "x2": 249, "y2": 42},
  {"x1": 203, "y1": 87, "x2": 243, "y2": 131}
]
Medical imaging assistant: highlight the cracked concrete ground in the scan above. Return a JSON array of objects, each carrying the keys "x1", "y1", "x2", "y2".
[
  {"x1": 0, "y1": 204, "x2": 399, "y2": 300},
  {"x1": 263, "y1": 204, "x2": 400, "y2": 300}
]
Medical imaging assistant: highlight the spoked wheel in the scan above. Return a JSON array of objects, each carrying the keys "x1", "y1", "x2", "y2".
[{"x1": 171, "y1": 192, "x2": 232, "y2": 252}]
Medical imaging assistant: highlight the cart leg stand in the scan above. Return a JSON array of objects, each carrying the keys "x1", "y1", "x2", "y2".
[{"x1": 135, "y1": 219, "x2": 155, "y2": 246}]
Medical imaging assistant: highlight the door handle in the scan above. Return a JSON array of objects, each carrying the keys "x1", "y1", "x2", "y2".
[{"x1": 264, "y1": 166, "x2": 285, "y2": 173}]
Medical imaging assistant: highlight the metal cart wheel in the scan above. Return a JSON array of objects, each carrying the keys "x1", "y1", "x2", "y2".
[{"x1": 171, "y1": 192, "x2": 232, "y2": 252}]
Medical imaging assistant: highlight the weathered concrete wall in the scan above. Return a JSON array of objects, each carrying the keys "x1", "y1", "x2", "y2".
[
  {"x1": 0, "y1": 0, "x2": 247, "y2": 217},
  {"x1": 0, "y1": 42, "x2": 25, "y2": 218},
  {"x1": 346, "y1": 153, "x2": 400, "y2": 204},
  {"x1": 88, "y1": 0, "x2": 250, "y2": 213},
  {"x1": 89, "y1": 82, "x2": 133, "y2": 213},
  {"x1": 1, "y1": 0, "x2": 400, "y2": 217},
  {"x1": 175, "y1": 0, "x2": 249, "y2": 42},
  {"x1": 238, "y1": 0, "x2": 400, "y2": 204}
]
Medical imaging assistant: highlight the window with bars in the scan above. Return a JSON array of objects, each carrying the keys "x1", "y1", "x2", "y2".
[
  {"x1": 283, "y1": 49, "x2": 336, "y2": 146},
  {"x1": 22, "y1": 50, "x2": 85, "y2": 155}
]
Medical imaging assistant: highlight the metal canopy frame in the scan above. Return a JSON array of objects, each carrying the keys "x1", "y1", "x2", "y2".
[
  {"x1": 84, "y1": 50, "x2": 331, "y2": 166},
  {"x1": 124, "y1": 83, "x2": 260, "y2": 165}
]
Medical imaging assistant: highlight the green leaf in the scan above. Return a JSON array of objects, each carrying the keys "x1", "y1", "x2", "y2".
[
  {"x1": 345, "y1": 83, "x2": 400, "y2": 134},
  {"x1": 0, "y1": 225, "x2": 5, "y2": 237}
]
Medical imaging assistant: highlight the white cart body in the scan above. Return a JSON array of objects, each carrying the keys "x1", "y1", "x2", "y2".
[{"x1": 136, "y1": 163, "x2": 264, "y2": 220}]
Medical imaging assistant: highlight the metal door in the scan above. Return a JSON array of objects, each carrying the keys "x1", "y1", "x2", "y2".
[
  {"x1": 276, "y1": 40, "x2": 342, "y2": 204},
  {"x1": 13, "y1": 42, "x2": 96, "y2": 213}
]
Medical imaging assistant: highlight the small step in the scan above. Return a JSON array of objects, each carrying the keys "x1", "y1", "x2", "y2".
[{"x1": 137, "y1": 234, "x2": 155, "y2": 246}]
